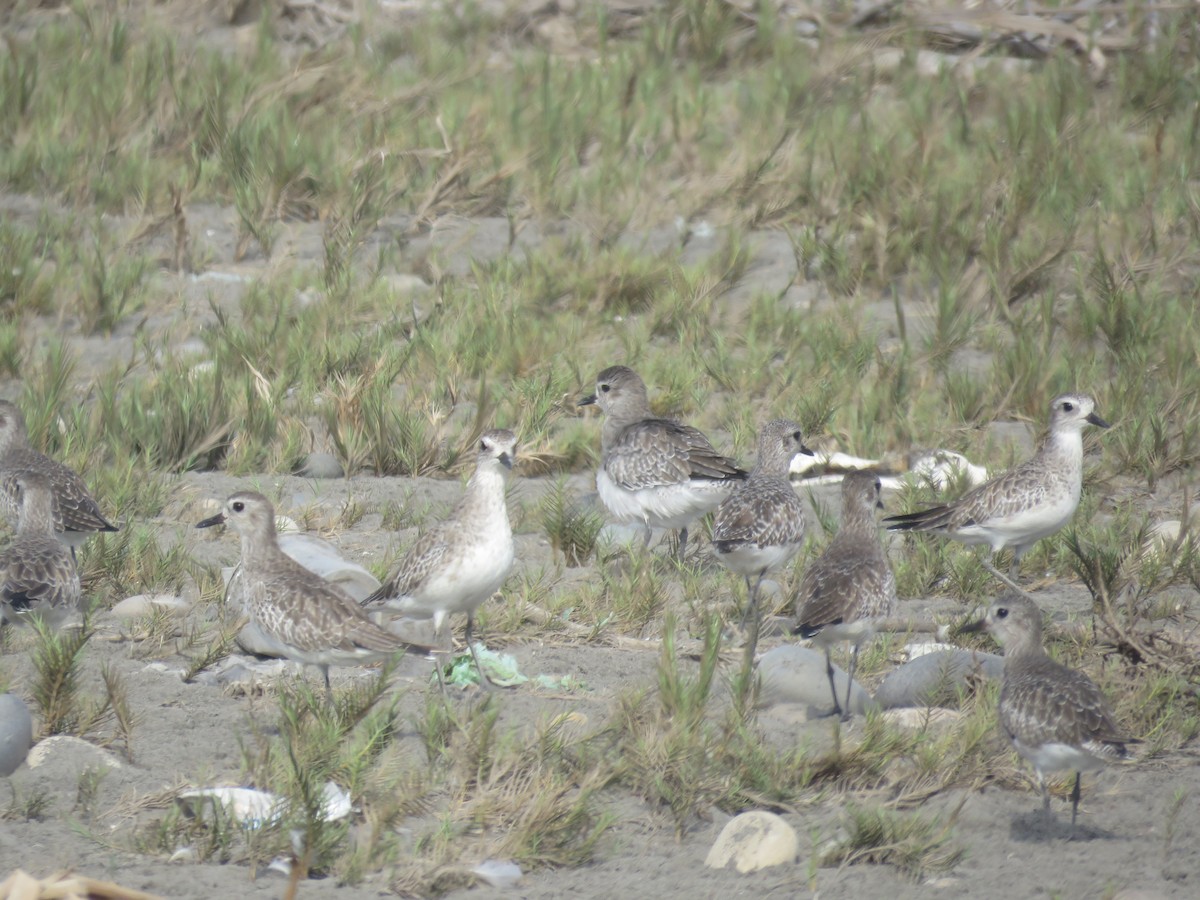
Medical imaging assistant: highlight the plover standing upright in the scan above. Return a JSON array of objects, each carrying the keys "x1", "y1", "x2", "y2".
[
  {"x1": 712, "y1": 419, "x2": 812, "y2": 664},
  {"x1": 884, "y1": 394, "x2": 1109, "y2": 583},
  {"x1": 0, "y1": 400, "x2": 118, "y2": 553},
  {"x1": 579, "y1": 366, "x2": 745, "y2": 558},
  {"x1": 794, "y1": 470, "x2": 897, "y2": 720},
  {"x1": 197, "y1": 491, "x2": 428, "y2": 701},
  {"x1": 0, "y1": 473, "x2": 81, "y2": 626},
  {"x1": 960, "y1": 593, "x2": 1137, "y2": 827},
  {"x1": 362, "y1": 429, "x2": 517, "y2": 687}
]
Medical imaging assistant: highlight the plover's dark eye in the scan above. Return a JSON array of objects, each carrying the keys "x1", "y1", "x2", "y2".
[
  {"x1": 600, "y1": 383, "x2": 610, "y2": 393},
  {"x1": 1062, "y1": 401, "x2": 1074, "y2": 412},
  {"x1": 996, "y1": 607, "x2": 1008, "y2": 619},
  {"x1": 232, "y1": 501, "x2": 245, "y2": 513},
  {"x1": 792, "y1": 431, "x2": 802, "y2": 441}
]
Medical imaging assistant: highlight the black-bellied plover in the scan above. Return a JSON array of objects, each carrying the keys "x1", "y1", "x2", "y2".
[
  {"x1": 0, "y1": 473, "x2": 81, "y2": 626},
  {"x1": 579, "y1": 365, "x2": 745, "y2": 558},
  {"x1": 884, "y1": 394, "x2": 1109, "y2": 583},
  {"x1": 794, "y1": 470, "x2": 897, "y2": 720},
  {"x1": 197, "y1": 491, "x2": 427, "y2": 701},
  {"x1": 362, "y1": 429, "x2": 517, "y2": 688},
  {"x1": 0, "y1": 400, "x2": 118, "y2": 553},
  {"x1": 712, "y1": 419, "x2": 812, "y2": 665},
  {"x1": 960, "y1": 593, "x2": 1137, "y2": 827}
]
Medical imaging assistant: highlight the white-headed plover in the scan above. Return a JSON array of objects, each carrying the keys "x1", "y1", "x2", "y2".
[
  {"x1": 885, "y1": 393, "x2": 1109, "y2": 582},
  {"x1": 362, "y1": 429, "x2": 517, "y2": 687}
]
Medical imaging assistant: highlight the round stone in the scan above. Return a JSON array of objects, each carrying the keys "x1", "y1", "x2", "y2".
[
  {"x1": 705, "y1": 811, "x2": 799, "y2": 873},
  {"x1": 0, "y1": 694, "x2": 34, "y2": 777}
]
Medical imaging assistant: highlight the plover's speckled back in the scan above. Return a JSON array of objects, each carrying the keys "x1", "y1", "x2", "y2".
[
  {"x1": 884, "y1": 394, "x2": 1109, "y2": 581},
  {"x1": 712, "y1": 419, "x2": 812, "y2": 663},
  {"x1": 0, "y1": 473, "x2": 81, "y2": 626},
  {"x1": 362, "y1": 429, "x2": 517, "y2": 687},
  {"x1": 0, "y1": 400, "x2": 118, "y2": 552},
  {"x1": 960, "y1": 593, "x2": 1137, "y2": 827},
  {"x1": 579, "y1": 366, "x2": 745, "y2": 558},
  {"x1": 794, "y1": 470, "x2": 896, "y2": 720},
  {"x1": 197, "y1": 491, "x2": 427, "y2": 700}
]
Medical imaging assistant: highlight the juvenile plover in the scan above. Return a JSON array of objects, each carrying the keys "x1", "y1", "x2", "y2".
[
  {"x1": 0, "y1": 400, "x2": 118, "y2": 553},
  {"x1": 0, "y1": 473, "x2": 81, "y2": 626},
  {"x1": 197, "y1": 491, "x2": 427, "y2": 700},
  {"x1": 579, "y1": 366, "x2": 745, "y2": 558},
  {"x1": 884, "y1": 394, "x2": 1109, "y2": 581},
  {"x1": 960, "y1": 593, "x2": 1137, "y2": 827},
  {"x1": 362, "y1": 429, "x2": 517, "y2": 688},
  {"x1": 794, "y1": 470, "x2": 897, "y2": 720},
  {"x1": 712, "y1": 419, "x2": 812, "y2": 663}
]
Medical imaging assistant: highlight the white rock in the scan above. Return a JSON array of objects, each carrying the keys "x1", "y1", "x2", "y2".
[
  {"x1": 881, "y1": 707, "x2": 962, "y2": 730},
  {"x1": 705, "y1": 811, "x2": 798, "y2": 873},
  {"x1": 176, "y1": 781, "x2": 350, "y2": 830},
  {"x1": 26, "y1": 735, "x2": 123, "y2": 770},
  {"x1": 472, "y1": 859, "x2": 523, "y2": 888},
  {"x1": 0, "y1": 693, "x2": 34, "y2": 776},
  {"x1": 111, "y1": 594, "x2": 191, "y2": 620},
  {"x1": 907, "y1": 449, "x2": 988, "y2": 491}
]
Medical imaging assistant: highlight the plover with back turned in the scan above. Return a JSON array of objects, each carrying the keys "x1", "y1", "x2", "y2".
[
  {"x1": 884, "y1": 393, "x2": 1109, "y2": 584},
  {"x1": 579, "y1": 366, "x2": 745, "y2": 559},
  {"x1": 959, "y1": 593, "x2": 1137, "y2": 828},
  {"x1": 0, "y1": 400, "x2": 118, "y2": 553},
  {"x1": 1, "y1": 473, "x2": 81, "y2": 626},
  {"x1": 712, "y1": 419, "x2": 813, "y2": 665},
  {"x1": 197, "y1": 491, "x2": 430, "y2": 701},
  {"x1": 361, "y1": 429, "x2": 517, "y2": 688},
  {"x1": 793, "y1": 470, "x2": 896, "y2": 720}
]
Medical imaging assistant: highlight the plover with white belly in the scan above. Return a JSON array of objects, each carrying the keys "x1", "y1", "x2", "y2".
[
  {"x1": 579, "y1": 366, "x2": 745, "y2": 559},
  {"x1": 884, "y1": 394, "x2": 1109, "y2": 585},
  {"x1": 361, "y1": 429, "x2": 517, "y2": 688}
]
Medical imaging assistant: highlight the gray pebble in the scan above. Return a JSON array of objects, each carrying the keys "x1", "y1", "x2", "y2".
[
  {"x1": 757, "y1": 645, "x2": 875, "y2": 717},
  {"x1": 873, "y1": 649, "x2": 1004, "y2": 709}
]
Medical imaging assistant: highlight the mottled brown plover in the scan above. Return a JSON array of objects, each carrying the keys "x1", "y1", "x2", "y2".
[
  {"x1": 960, "y1": 593, "x2": 1137, "y2": 827},
  {"x1": 884, "y1": 394, "x2": 1109, "y2": 583},
  {"x1": 362, "y1": 429, "x2": 517, "y2": 688},
  {"x1": 794, "y1": 470, "x2": 897, "y2": 720},
  {"x1": 579, "y1": 366, "x2": 745, "y2": 558},
  {"x1": 0, "y1": 473, "x2": 81, "y2": 626},
  {"x1": 712, "y1": 419, "x2": 812, "y2": 664},
  {"x1": 0, "y1": 400, "x2": 118, "y2": 553},
  {"x1": 197, "y1": 491, "x2": 427, "y2": 700}
]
